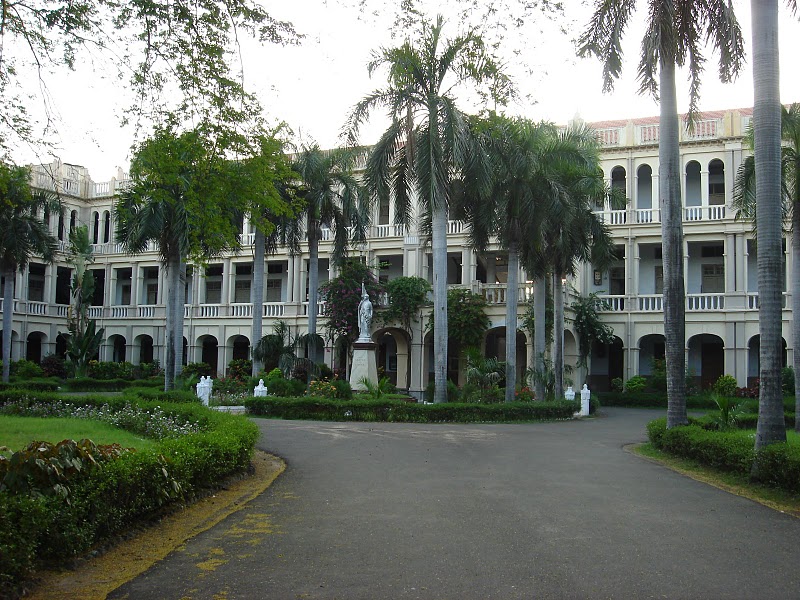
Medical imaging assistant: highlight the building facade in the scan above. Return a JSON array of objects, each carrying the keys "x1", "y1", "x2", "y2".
[{"x1": 1, "y1": 107, "x2": 792, "y2": 397}]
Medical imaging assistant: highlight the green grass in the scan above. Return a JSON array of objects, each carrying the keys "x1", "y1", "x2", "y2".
[
  {"x1": 633, "y1": 442, "x2": 800, "y2": 517},
  {"x1": 0, "y1": 415, "x2": 155, "y2": 456}
]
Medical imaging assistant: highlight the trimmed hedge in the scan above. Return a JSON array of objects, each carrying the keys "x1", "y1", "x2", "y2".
[
  {"x1": 599, "y1": 392, "x2": 719, "y2": 409},
  {"x1": 646, "y1": 417, "x2": 800, "y2": 493},
  {"x1": 0, "y1": 392, "x2": 258, "y2": 594},
  {"x1": 245, "y1": 396, "x2": 580, "y2": 423}
]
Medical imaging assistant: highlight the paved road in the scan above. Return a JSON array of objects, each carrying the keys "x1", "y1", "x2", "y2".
[{"x1": 110, "y1": 409, "x2": 800, "y2": 599}]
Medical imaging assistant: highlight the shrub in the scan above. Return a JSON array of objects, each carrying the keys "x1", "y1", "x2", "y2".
[
  {"x1": 610, "y1": 377, "x2": 623, "y2": 393},
  {"x1": 63, "y1": 377, "x2": 132, "y2": 392},
  {"x1": 317, "y1": 363, "x2": 334, "y2": 381},
  {"x1": 213, "y1": 376, "x2": 248, "y2": 396},
  {"x1": 623, "y1": 376, "x2": 647, "y2": 393},
  {"x1": 307, "y1": 380, "x2": 338, "y2": 398},
  {"x1": 515, "y1": 386, "x2": 535, "y2": 402},
  {"x1": 182, "y1": 362, "x2": 213, "y2": 379},
  {"x1": 265, "y1": 368, "x2": 283, "y2": 382},
  {"x1": 712, "y1": 374, "x2": 738, "y2": 398},
  {"x1": 735, "y1": 379, "x2": 759, "y2": 398},
  {"x1": 331, "y1": 379, "x2": 352, "y2": 400},
  {"x1": 782, "y1": 367, "x2": 795, "y2": 396},
  {"x1": 597, "y1": 391, "x2": 718, "y2": 409},
  {"x1": 267, "y1": 377, "x2": 305, "y2": 398},
  {"x1": 87, "y1": 361, "x2": 135, "y2": 380},
  {"x1": 227, "y1": 359, "x2": 252, "y2": 381},
  {"x1": 647, "y1": 359, "x2": 667, "y2": 392},
  {"x1": 708, "y1": 393, "x2": 746, "y2": 431},
  {"x1": 134, "y1": 361, "x2": 162, "y2": 379},
  {"x1": 11, "y1": 360, "x2": 45, "y2": 379},
  {"x1": 40, "y1": 355, "x2": 67, "y2": 379}
]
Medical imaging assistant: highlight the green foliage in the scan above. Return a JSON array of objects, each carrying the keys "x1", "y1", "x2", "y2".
[
  {"x1": 135, "y1": 361, "x2": 163, "y2": 379},
  {"x1": 10, "y1": 360, "x2": 44, "y2": 379},
  {"x1": 266, "y1": 377, "x2": 306, "y2": 398},
  {"x1": 429, "y1": 289, "x2": 490, "y2": 349},
  {"x1": 525, "y1": 356, "x2": 573, "y2": 401},
  {"x1": 40, "y1": 355, "x2": 67, "y2": 379},
  {"x1": 319, "y1": 259, "x2": 385, "y2": 344},
  {"x1": 380, "y1": 276, "x2": 431, "y2": 335},
  {"x1": 464, "y1": 350, "x2": 505, "y2": 402},
  {"x1": 87, "y1": 361, "x2": 135, "y2": 380},
  {"x1": 246, "y1": 396, "x2": 578, "y2": 423},
  {"x1": 0, "y1": 392, "x2": 258, "y2": 590},
  {"x1": 425, "y1": 380, "x2": 461, "y2": 403},
  {"x1": 306, "y1": 380, "x2": 338, "y2": 398},
  {"x1": 227, "y1": 359, "x2": 252, "y2": 381},
  {"x1": 648, "y1": 359, "x2": 667, "y2": 392},
  {"x1": 358, "y1": 377, "x2": 396, "y2": 400},
  {"x1": 712, "y1": 375, "x2": 739, "y2": 398},
  {"x1": 623, "y1": 375, "x2": 647, "y2": 393},
  {"x1": 62, "y1": 378, "x2": 133, "y2": 392},
  {"x1": 782, "y1": 367, "x2": 795, "y2": 395},
  {"x1": 598, "y1": 391, "x2": 719, "y2": 409},
  {"x1": 331, "y1": 379, "x2": 353, "y2": 400},
  {"x1": 610, "y1": 377, "x2": 624, "y2": 393},
  {"x1": 182, "y1": 362, "x2": 213, "y2": 380},
  {"x1": 708, "y1": 393, "x2": 746, "y2": 431},
  {"x1": 570, "y1": 292, "x2": 615, "y2": 367},
  {"x1": 253, "y1": 321, "x2": 316, "y2": 380},
  {"x1": 521, "y1": 280, "x2": 554, "y2": 348}
]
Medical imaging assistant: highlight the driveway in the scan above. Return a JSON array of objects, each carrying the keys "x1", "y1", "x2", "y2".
[{"x1": 110, "y1": 408, "x2": 800, "y2": 599}]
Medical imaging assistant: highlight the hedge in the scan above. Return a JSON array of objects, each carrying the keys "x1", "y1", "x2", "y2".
[
  {"x1": 599, "y1": 392, "x2": 721, "y2": 409},
  {"x1": 244, "y1": 396, "x2": 580, "y2": 423},
  {"x1": 0, "y1": 392, "x2": 258, "y2": 595},
  {"x1": 646, "y1": 417, "x2": 800, "y2": 493}
]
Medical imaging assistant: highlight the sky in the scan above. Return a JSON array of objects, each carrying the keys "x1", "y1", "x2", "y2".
[{"x1": 16, "y1": 0, "x2": 800, "y2": 181}]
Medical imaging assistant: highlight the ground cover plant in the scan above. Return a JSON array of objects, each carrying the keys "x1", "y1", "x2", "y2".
[{"x1": 0, "y1": 388, "x2": 258, "y2": 595}]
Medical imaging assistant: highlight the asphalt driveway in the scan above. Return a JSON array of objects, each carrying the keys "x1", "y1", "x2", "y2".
[{"x1": 109, "y1": 408, "x2": 800, "y2": 599}]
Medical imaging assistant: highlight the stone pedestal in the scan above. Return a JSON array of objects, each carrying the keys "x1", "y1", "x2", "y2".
[{"x1": 349, "y1": 341, "x2": 378, "y2": 391}]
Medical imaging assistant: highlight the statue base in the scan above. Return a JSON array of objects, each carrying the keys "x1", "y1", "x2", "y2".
[{"x1": 349, "y1": 340, "x2": 378, "y2": 391}]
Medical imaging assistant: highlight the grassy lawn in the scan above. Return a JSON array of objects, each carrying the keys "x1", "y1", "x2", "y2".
[
  {"x1": 0, "y1": 415, "x2": 155, "y2": 457},
  {"x1": 633, "y1": 441, "x2": 800, "y2": 518}
]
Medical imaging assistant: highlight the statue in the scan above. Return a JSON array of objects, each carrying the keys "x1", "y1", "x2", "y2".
[{"x1": 357, "y1": 282, "x2": 372, "y2": 342}]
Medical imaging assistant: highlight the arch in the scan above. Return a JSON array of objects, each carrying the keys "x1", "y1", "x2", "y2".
[
  {"x1": 374, "y1": 327, "x2": 412, "y2": 389},
  {"x1": 108, "y1": 334, "x2": 127, "y2": 363},
  {"x1": 55, "y1": 333, "x2": 68, "y2": 358},
  {"x1": 685, "y1": 160, "x2": 702, "y2": 207},
  {"x1": 422, "y1": 329, "x2": 463, "y2": 387},
  {"x1": 610, "y1": 165, "x2": 627, "y2": 196},
  {"x1": 58, "y1": 213, "x2": 65, "y2": 241},
  {"x1": 25, "y1": 331, "x2": 47, "y2": 363},
  {"x1": 198, "y1": 335, "x2": 219, "y2": 376},
  {"x1": 747, "y1": 335, "x2": 788, "y2": 385},
  {"x1": 229, "y1": 335, "x2": 251, "y2": 362},
  {"x1": 69, "y1": 210, "x2": 78, "y2": 233},
  {"x1": 588, "y1": 336, "x2": 624, "y2": 392},
  {"x1": 103, "y1": 211, "x2": 111, "y2": 243},
  {"x1": 688, "y1": 333, "x2": 725, "y2": 390},
  {"x1": 636, "y1": 164, "x2": 653, "y2": 210},
  {"x1": 708, "y1": 158, "x2": 725, "y2": 205},
  {"x1": 134, "y1": 334, "x2": 154, "y2": 365},
  {"x1": 92, "y1": 211, "x2": 100, "y2": 244}
]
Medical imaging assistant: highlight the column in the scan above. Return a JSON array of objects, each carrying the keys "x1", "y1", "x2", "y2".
[
  {"x1": 461, "y1": 248, "x2": 473, "y2": 285},
  {"x1": 222, "y1": 258, "x2": 232, "y2": 306},
  {"x1": 725, "y1": 233, "x2": 736, "y2": 293},
  {"x1": 157, "y1": 265, "x2": 165, "y2": 305},
  {"x1": 628, "y1": 237, "x2": 637, "y2": 301},
  {"x1": 198, "y1": 265, "x2": 208, "y2": 304},
  {"x1": 297, "y1": 256, "x2": 307, "y2": 303},
  {"x1": 409, "y1": 337, "x2": 425, "y2": 401},
  {"x1": 43, "y1": 265, "x2": 54, "y2": 307},
  {"x1": 650, "y1": 172, "x2": 660, "y2": 221},
  {"x1": 683, "y1": 239, "x2": 690, "y2": 292},
  {"x1": 700, "y1": 166, "x2": 710, "y2": 211},
  {"x1": 132, "y1": 263, "x2": 141, "y2": 307},
  {"x1": 286, "y1": 256, "x2": 296, "y2": 303}
]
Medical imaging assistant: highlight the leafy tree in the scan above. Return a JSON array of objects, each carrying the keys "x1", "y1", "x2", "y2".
[
  {"x1": 281, "y1": 146, "x2": 367, "y2": 365},
  {"x1": 578, "y1": 0, "x2": 744, "y2": 428},
  {"x1": 379, "y1": 276, "x2": 431, "y2": 337},
  {"x1": 0, "y1": 163, "x2": 60, "y2": 382},
  {"x1": 0, "y1": 0, "x2": 300, "y2": 154},
  {"x1": 319, "y1": 259, "x2": 384, "y2": 347},
  {"x1": 347, "y1": 14, "x2": 512, "y2": 403},
  {"x1": 428, "y1": 288, "x2": 490, "y2": 351},
  {"x1": 570, "y1": 292, "x2": 615, "y2": 369},
  {"x1": 734, "y1": 102, "x2": 800, "y2": 434},
  {"x1": 62, "y1": 226, "x2": 104, "y2": 378}
]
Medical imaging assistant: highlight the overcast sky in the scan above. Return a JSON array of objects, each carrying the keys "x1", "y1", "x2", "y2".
[{"x1": 18, "y1": 0, "x2": 800, "y2": 181}]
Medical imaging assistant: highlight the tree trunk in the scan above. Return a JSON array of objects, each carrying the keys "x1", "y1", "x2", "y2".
[
  {"x1": 174, "y1": 260, "x2": 186, "y2": 381},
  {"x1": 504, "y1": 245, "x2": 519, "y2": 403},
  {"x1": 553, "y1": 271, "x2": 564, "y2": 401},
  {"x1": 533, "y1": 275, "x2": 546, "y2": 401},
  {"x1": 252, "y1": 228, "x2": 266, "y2": 377},
  {"x1": 308, "y1": 220, "x2": 319, "y2": 367},
  {"x1": 794, "y1": 204, "x2": 800, "y2": 433},
  {"x1": 752, "y1": 0, "x2": 787, "y2": 457},
  {"x1": 432, "y1": 202, "x2": 448, "y2": 403},
  {"x1": 2, "y1": 268, "x2": 14, "y2": 383},
  {"x1": 163, "y1": 255, "x2": 180, "y2": 391},
  {"x1": 659, "y1": 59, "x2": 689, "y2": 428}
]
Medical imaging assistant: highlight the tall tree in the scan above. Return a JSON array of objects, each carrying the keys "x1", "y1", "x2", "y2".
[
  {"x1": 748, "y1": 0, "x2": 796, "y2": 454},
  {"x1": 0, "y1": 163, "x2": 59, "y2": 382},
  {"x1": 0, "y1": 0, "x2": 299, "y2": 155},
  {"x1": 734, "y1": 102, "x2": 800, "y2": 434},
  {"x1": 281, "y1": 145, "x2": 366, "y2": 366},
  {"x1": 578, "y1": 0, "x2": 744, "y2": 428},
  {"x1": 347, "y1": 14, "x2": 512, "y2": 403}
]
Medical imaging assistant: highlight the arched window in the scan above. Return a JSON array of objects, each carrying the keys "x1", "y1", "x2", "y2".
[
  {"x1": 58, "y1": 214, "x2": 65, "y2": 241},
  {"x1": 103, "y1": 211, "x2": 111, "y2": 243},
  {"x1": 685, "y1": 160, "x2": 701, "y2": 207},
  {"x1": 69, "y1": 210, "x2": 78, "y2": 233},
  {"x1": 636, "y1": 164, "x2": 653, "y2": 210},
  {"x1": 708, "y1": 159, "x2": 725, "y2": 205},
  {"x1": 92, "y1": 212, "x2": 100, "y2": 244}
]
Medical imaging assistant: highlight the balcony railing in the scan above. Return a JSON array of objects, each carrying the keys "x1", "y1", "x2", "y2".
[
  {"x1": 598, "y1": 295, "x2": 626, "y2": 312},
  {"x1": 684, "y1": 205, "x2": 726, "y2": 221},
  {"x1": 637, "y1": 295, "x2": 663, "y2": 312},
  {"x1": 687, "y1": 294, "x2": 724, "y2": 311},
  {"x1": 747, "y1": 292, "x2": 788, "y2": 310}
]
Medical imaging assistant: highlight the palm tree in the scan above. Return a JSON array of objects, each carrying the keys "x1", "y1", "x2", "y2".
[
  {"x1": 578, "y1": 0, "x2": 744, "y2": 428},
  {"x1": 281, "y1": 145, "x2": 366, "y2": 367},
  {"x1": 0, "y1": 163, "x2": 60, "y2": 382},
  {"x1": 346, "y1": 14, "x2": 512, "y2": 403},
  {"x1": 734, "y1": 103, "x2": 800, "y2": 434},
  {"x1": 748, "y1": 1, "x2": 795, "y2": 452}
]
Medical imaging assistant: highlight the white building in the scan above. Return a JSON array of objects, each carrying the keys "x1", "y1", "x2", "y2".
[{"x1": 1, "y1": 107, "x2": 791, "y2": 397}]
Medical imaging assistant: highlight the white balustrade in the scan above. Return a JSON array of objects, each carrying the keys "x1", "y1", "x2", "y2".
[
  {"x1": 684, "y1": 206, "x2": 704, "y2": 221},
  {"x1": 447, "y1": 220, "x2": 464, "y2": 234},
  {"x1": 27, "y1": 301, "x2": 47, "y2": 315},
  {"x1": 481, "y1": 284, "x2": 506, "y2": 305},
  {"x1": 111, "y1": 306, "x2": 129, "y2": 318},
  {"x1": 373, "y1": 224, "x2": 404, "y2": 238},
  {"x1": 686, "y1": 294, "x2": 724, "y2": 311},
  {"x1": 746, "y1": 292, "x2": 788, "y2": 309},
  {"x1": 708, "y1": 205, "x2": 726, "y2": 220},
  {"x1": 595, "y1": 127, "x2": 622, "y2": 146},
  {"x1": 302, "y1": 301, "x2": 326, "y2": 316},
  {"x1": 636, "y1": 209, "x2": 659, "y2": 224},
  {"x1": 57, "y1": 305, "x2": 69, "y2": 317},
  {"x1": 598, "y1": 295, "x2": 626, "y2": 312},
  {"x1": 637, "y1": 295, "x2": 663, "y2": 312},
  {"x1": 263, "y1": 303, "x2": 284, "y2": 317},
  {"x1": 88, "y1": 307, "x2": 103, "y2": 318},
  {"x1": 230, "y1": 303, "x2": 253, "y2": 317},
  {"x1": 137, "y1": 305, "x2": 155, "y2": 318},
  {"x1": 198, "y1": 304, "x2": 220, "y2": 318},
  {"x1": 638, "y1": 124, "x2": 660, "y2": 144}
]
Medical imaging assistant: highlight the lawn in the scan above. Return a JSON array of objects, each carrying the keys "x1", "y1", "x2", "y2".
[{"x1": 0, "y1": 415, "x2": 155, "y2": 457}]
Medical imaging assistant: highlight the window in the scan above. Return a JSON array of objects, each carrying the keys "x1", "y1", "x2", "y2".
[
  {"x1": 655, "y1": 266, "x2": 663, "y2": 295},
  {"x1": 609, "y1": 267, "x2": 625, "y2": 295},
  {"x1": 146, "y1": 283, "x2": 158, "y2": 305},
  {"x1": 234, "y1": 280, "x2": 251, "y2": 303},
  {"x1": 28, "y1": 279, "x2": 44, "y2": 302},
  {"x1": 206, "y1": 281, "x2": 222, "y2": 304},
  {"x1": 702, "y1": 264, "x2": 724, "y2": 293},
  {"x1": 266, "y1": 279, "x2": 281, "y2": 302},
  {"x1": 701, "y1": 245, "x2": 724, "y2": 258},
  {"x1": 121, "y1": 285, "x2": 131, "y2": 305}
]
